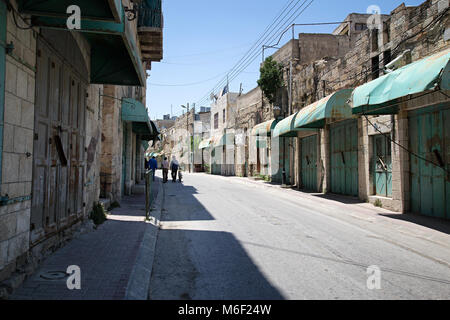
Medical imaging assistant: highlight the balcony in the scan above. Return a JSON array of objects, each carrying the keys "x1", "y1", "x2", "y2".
[{"x1": 137, "y1": 0, "x2": 163, "y2": 66}]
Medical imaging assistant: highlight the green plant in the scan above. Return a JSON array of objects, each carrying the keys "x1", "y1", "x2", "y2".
[
  {"x1": 90, "y1": 202, "x2": 107, "y2": 226},
  {"x1": 257, "y1": 56, "x2": 284, "y2": 105},
  {"x1": 374, "y1": 199, "x2": 383, "y2": 208},
  {"x1": 110, "y1": 201, "x2": 121, "y2": 210}
]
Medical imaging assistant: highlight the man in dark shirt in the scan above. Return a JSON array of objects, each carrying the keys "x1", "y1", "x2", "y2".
[{"x1": 149, "y1": 156, "x2": 158, "y2": 181}]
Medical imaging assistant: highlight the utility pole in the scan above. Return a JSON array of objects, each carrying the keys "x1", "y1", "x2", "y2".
[{"x1": 186, "y1": 103, "x2": 190, "y2": 173}]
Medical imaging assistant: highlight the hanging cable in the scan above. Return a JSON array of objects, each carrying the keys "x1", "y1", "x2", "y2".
[{"x1": 362, "y1": 91, "x2": 450, "y2": 175}]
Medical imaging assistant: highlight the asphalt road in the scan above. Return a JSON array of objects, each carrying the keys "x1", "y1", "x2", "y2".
[{"x1": 149, "y1": 173, "x2": 450, "y2": 300}]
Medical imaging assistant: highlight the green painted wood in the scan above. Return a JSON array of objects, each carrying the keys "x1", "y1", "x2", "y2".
[
  {"x1": 0, "y1": 1, "x2": 6, "y2": 186},
  {"x1": 301, "y1": 135, "x2": 318, "y2": 191},
  {"x1": 18, "y1": 0, "x2": 122, "y2": 22},
  {"x1": 330, "y1": 119, "x2": 358, "y2": 196},
  {"x1": 138, "y1": 0, "x2": 163, "y2": 28},
  {"x1": 444, "y1": 108, "x2": 450, "y2": 220},
  {"x1": 409, "y1": 104, "x2": 449, "y2": 219},
  {"x1": 32, "y1": 8, "x2": 146, "y2": 87},
  {"x1": 374, "y1": 135, "x2": 392, "y2": 197}
]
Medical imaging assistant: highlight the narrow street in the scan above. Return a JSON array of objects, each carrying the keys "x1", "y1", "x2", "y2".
[{"x1": 149, "y1": 172, "x2": 450, "y2": 300}]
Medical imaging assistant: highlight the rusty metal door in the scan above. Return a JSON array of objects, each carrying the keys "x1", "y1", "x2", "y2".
[
  {"x1": 31, "y1": 33, "x2": 87, "y2": 244},
  {"x1": 409, "y1": 104, "x2": 449, "y2": 219}
]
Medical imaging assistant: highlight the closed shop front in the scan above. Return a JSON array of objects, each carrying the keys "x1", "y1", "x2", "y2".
[
  {"x1": 301, "y1": 135, "x2": 318, "y2": 191},
  {"x1": 409, "y1": 104, "x2": 450, "y2": 219},
  {"x1": 373, "y1": 134, "x2": 392, "y2": 197},
  {"x1": 330, "y1": 119, "x2": 358, "y2": 197},
  {"x1": 31, "y1": 30, "x2": 87, "y2": 244}
]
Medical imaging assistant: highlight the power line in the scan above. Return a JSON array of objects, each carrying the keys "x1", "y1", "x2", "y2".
[
  {"x1": 148, "y1": 71, "x2": 228, "y2": 87},
  {"x1": 205, "y1": 0, "x2": 315, "y2": 104},
  {"x1": 196, "y1": 0, "x2": 315, "y2": 107},
  {"x1": 195, "y1": 0, "x2": 308, "y2": 106}
]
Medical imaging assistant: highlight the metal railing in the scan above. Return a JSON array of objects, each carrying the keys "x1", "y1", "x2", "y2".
[{"x1": 144, "y1": 169, "x2": 153, "y2": 220}]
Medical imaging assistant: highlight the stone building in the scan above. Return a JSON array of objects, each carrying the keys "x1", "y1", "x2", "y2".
[
  {"x1": 271, "y1": 0, "x2": 449, "y2": 217},
  {"x1": 208, "y1": 92, "x2": 239, "y2": 176},
  {"x1": 158, "y1": 107, "x2": 211, "y2": 173},
  {"x1": 232, "y1": 0, "x2": 449, "y2": 220},
  {"x1": 0, "y1": 0, "x2": 163, "y2": 294}
]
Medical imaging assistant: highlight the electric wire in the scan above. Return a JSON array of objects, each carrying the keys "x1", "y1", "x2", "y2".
[
  {"x1": 195, "y1": 0, "x2": 310, "y2": 106},
  {"x1": 196, "y1": 0, "x2": 315, "y2": 107},
  {"x1": 363, "y1": 89, "x2": 450, "y2": 174}
]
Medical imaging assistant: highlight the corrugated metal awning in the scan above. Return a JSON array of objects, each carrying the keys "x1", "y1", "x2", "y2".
[
  {"x1": 273, "y1": 113, "x2": 302, "y2": 138},
  {"x1": 351, "y1": 48, "x2": 450, "y2": 115},
  {"x1": 121, "y1": 98, "x2": 157, "y2": 141},
  {"x1": 251, "y1": 119, "x2": 279, "y2": 137},
  {"x1": 294, "y1": 89, "x2": 353, "y2": 129}
]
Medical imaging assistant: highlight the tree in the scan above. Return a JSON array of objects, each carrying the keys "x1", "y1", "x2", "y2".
[{"x1": 257, "y1": 57, "x2": 284, "y2": 105}]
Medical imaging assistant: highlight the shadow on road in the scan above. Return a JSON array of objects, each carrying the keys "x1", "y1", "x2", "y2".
[
  {"x1": 377, "y1": 213, "x2": 450, "y2": 235},
  {"x1": 150, "y1": 178, "x2": 285, "y2": 300},
  {"x1": 151, "y1": 228, "x2": 285, "y2": 300}
]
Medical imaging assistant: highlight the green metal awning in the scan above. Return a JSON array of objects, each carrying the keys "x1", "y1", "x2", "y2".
[
  {"x1": 121, "y1": 98, "x2": 155, "y2": 141},
  {"x1": 214, "y1": 133, "x2": 235, "y2": 147},
  {"x1": 352, "y1": 48, "x2": 450, "y2": 115},
  {"x1": 18, "y1": 0, "x2": 122, "y2": 22},
  {"x1": 25, "y1": 5, "x2": 146, "y2": 86},
  {"x1": 142, "y1": 141, "x2": 149, "y2": 151},
  {"x1": 294, "y1": 89, "x2": 353, "y2": 129},
  {"x1": 273, "y1": 113, "x2": 303, "y2": 138},
  {"x1": 251, "y1": 119, "x2": 279, "y2": 137},
  {"x1": 198, "y1": 138, "x2": 213, "y2": 149}
]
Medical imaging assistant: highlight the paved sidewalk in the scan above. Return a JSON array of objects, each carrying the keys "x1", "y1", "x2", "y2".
[{"x1": 10, "y1": 177, "x2": 162, "y2": 300}]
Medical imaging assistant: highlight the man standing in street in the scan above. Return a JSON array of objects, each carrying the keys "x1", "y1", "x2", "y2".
[
  {"x1": 170, "y1": 156, "x2": 179, "y2": 183},
  {"x1": 162, "y1": 157, "x2": 169, "y2": 183},
  {"x1": 149, "y1": 156, "x2": 158, "y2": 181}
]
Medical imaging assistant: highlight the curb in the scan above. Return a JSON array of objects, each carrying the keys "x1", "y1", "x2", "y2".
[{"x1": 124, "y1": 178, "x2": 164, "y2": 300}]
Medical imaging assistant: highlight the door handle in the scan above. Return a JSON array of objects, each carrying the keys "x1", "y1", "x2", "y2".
[{"x1": 341, "y1": 152, "x2": 346, "y2": 165}]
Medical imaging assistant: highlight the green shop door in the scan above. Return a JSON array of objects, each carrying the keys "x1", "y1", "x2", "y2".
[
  {"x1": 373, "y1": 135, "x2": 392, "y2": 197},
  {"x1": 330, "y1": 120, "x2": 358, "y2": 197},
  {"x1": 409, "y1": 105, "x2": 450, "y2": 219},
  {"x1": 122, "y1": 123, "x2": 128, "y2": 195},
  {"x1": 301, "y1": 135, "x2": 318, "y2": 191}
]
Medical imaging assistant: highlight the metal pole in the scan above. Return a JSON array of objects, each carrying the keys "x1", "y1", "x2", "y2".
[{"x1": 187, "y1": 102, "x2": 190, "y2": 173}]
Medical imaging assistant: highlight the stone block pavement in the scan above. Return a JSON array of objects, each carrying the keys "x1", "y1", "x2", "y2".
[{"x1": 9, "y1": 176, "x2": 163, "y2": 300}]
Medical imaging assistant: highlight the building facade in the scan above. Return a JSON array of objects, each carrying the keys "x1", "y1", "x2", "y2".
[{"x1": 0, "y1": 0, "x2": 163, "y2": 294}]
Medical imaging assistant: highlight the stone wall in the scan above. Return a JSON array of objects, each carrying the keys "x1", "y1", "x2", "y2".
[{"x1": 0, "y1": 0, "x2": 36, "y2": 283}]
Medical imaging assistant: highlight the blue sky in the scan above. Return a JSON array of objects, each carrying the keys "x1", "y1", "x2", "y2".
[{"x1": 145, "y1": 0, "x2": 425, "y2": 119}]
